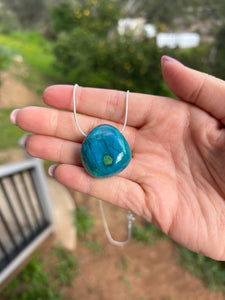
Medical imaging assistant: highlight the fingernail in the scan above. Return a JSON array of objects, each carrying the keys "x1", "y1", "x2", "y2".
[
  {"x1": 10, "y1": 109, "x2": 20, "y2": 125},
  {"x1": 161, "y1": 55, "x2": 183, "y2": 66},
  {"x1": 22, "y1": 135, "x2": 31, "y2": 147},
  {"x1": 48, "y1": 164, "x2": 58, "y2": 177},
  {"x1": 43, "y1": 85, "x2": 54, "y2": 102}
]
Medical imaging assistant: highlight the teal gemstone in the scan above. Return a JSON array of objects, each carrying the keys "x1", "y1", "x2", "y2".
[{"x1": 81, "y1": 124, "x2": 132, "y2": 178}]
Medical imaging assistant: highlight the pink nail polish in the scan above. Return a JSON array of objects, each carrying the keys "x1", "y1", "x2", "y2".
[
  {"x1": 48, "y1": 165, "x2": 58, "y2": 177},
  {"x1": 10, "y1": 109, "x2": 20, "y2": 125},
  {"x1": 161, "y1": 55, "x2": 183, "y2": 66},
  {"x1": 22, "y1": 135, "x2": 31, "y2": 147}
]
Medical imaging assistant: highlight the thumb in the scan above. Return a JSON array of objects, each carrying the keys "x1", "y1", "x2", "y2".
[{"x1": 161, "y1": 55, "x2": 225, "y2": 124}]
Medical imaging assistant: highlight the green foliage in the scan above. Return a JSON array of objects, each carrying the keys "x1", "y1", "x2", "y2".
[
  {"x1": 53, "y1": 27, "x2": 99, "y2": 84},
  {"x1": 73, "y1": 205, "x2": 94, "y2": 237},
  {"x1": 134, "y1": 0, "x2": 184, "y2": 27},
  {"x1": 2, "y1": 245, "x2": 78, "y2": 300},
  {"x1": 1, "y1": 0, "x2": 46, "y2": 30},
  {"x1": 51, "y1": 1, "x2": 213, "y2": 95},
  {"x1": 177, "y1": 246, "x2": 225, "y2": 292},
  {"x1": 82, "y1": 240, "x2": 103, "y2": 255},
  {"x1": 0, "y1": 108, "x2": 24, "y2": 150},
  {"x1": 0, "y1": 47, "x2": 10, "y2": 71},
  {"x1": 0, "y1": 6, "x2": 20, "y2": 34},
  {"x1": 51, "y1": 0, "x2": 122, "y2": 37},
  {"x1": 51, "y1": 2, "x2": 76, "y2": 35},
  {"x1": 0, "y1": 31, "x2": 54, "y2": 75},
  {"x1": 51, "y1": 243, "x2": 79, "y2": 286},
  {"x1": 212, "y1": 23, "x2": 225, "y2": 80},
  {"x1": 98, "y1": 35, "x2": 164, "y2": 94},
  {"x1": 2, "y1": 254, "x2": 62, "y2": 300},
  {"x1": 52, "y1": 1, "x2": 168, "y2": 94},
  {"x1": 0, "y1": 31, "x2": 61, "y2": 93},
  {"x1": 134, "y1": 0, "x2": 225, "y2": 29},
  {"x1": 171, "y1": 43, "x2": 211, "y2": 73},
  {"x1": 132, "y1": 221, "x2": 166, "y2": 244},
  {"x1": 118, "y1": 275, "x2": 131, "y2": 288},
  {"x1": 116, "y1": 256, "x2": 130, "y2": 271},
  {"x1": 87, "y1": 286, "x2": 94, "y2": 294}
]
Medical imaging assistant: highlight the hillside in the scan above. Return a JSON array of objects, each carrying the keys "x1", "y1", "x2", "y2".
[
  {"x1": 129, "y1": 0, "x2": 225, "y2": 39},
  {"x1": 0, "y1": 0, "x2": 224, "y2": 37}
]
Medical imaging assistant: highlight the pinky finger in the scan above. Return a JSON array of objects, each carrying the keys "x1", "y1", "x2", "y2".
[{"x1": 51, "y1": 164, "x2": 145, "y2": 215}]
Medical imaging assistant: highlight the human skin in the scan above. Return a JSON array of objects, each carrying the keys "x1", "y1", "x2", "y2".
[{"x1": 10, "y1": 56, "x2": 225, "y2": 260}]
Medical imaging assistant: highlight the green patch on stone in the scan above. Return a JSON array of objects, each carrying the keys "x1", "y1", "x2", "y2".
[{"x1": 103, "y1": 154, "x2": 113, "y2": 166}]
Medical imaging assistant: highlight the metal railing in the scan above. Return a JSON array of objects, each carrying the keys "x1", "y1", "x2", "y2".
[{"x1": 0, "y1": 158, "x2": 54, "y2": 285}]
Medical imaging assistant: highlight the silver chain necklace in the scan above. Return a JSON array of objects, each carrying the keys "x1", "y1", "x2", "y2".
[{"x1": 73, "y1": 84, "x2": 134, "y2": 245}]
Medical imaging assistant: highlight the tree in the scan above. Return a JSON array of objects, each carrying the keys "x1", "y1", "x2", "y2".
[
  {"x1": 51, "y1": 0, "x2": 123, "y2": 37},
  {"x1": 52, "y1": 1, "x2": 165, "y2": 94},
  {"x1": 132, "y1": 0, "x2": 183, "y2": 27},
  {"x1": 133, "y1": 0, "x2": 225, "y2": 31},
  {"x1": 1, "y1": 0, "x2": 46, "y2": 29},
  {"x1": 212, "y1": 23, "x2": 225, "y2": 80}
]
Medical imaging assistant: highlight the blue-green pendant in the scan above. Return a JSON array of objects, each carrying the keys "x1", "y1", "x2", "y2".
[{"x1": 81, "y1": 124, "x2": 131, "y2": 178}]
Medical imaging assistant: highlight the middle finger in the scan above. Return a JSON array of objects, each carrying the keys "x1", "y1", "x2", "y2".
[{"x1": 16, "y1": 106, "x2": 137, "y2": 148}]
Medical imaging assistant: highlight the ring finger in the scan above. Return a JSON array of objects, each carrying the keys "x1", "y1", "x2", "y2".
[{"x1": 25, "y1": 134, "x2": 136, "y2": 180}]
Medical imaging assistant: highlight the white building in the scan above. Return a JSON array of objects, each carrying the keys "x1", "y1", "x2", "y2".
[
  {"x1": 118, "y1": 18, "x2": 200, "y2": 49},
  {"x1": 157, "y1": 32, "x2": 200, "y2": 48},
  {"x1": 144, "y1": 24, "x2": 157, "y2": 38},
  {"x1": 118, "y1": 18, "x2": 146, "y2": 36}
]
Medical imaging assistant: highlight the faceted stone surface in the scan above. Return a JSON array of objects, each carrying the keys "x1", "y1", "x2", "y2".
[{"x1": 81, "y1": 124, "x2": 132, "y2": 178}]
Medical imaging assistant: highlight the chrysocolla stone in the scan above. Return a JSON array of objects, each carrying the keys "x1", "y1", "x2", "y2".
[{"x1": 81, "y1": 124, "x2": 132, "y2": 178}]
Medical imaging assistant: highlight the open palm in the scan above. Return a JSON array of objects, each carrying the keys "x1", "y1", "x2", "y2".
[{"x1": 12, "y1": 56, "x2": 225, "y2": 260}]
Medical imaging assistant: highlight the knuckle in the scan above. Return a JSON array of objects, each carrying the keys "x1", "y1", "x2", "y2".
[
  {"x1": 57, "y1": 141, "x2": 65, "y2": 164},
  {"x1": 50, "y1": 110, "x2": 60, "y2": 136},
  {"x1": 206, "y1": 128, "x2": 225, "y2": 149},
  {"x1": 187, "y1": 75, "x2": 208, "y2": 105}
]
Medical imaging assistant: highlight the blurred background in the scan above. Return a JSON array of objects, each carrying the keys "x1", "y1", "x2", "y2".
[{"x1": 0, "y1": 0, "x2": 225, "y2": 299}]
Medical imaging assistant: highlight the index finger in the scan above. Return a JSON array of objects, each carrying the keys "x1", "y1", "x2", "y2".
[{"x1": 43, "y1": 85, "x2": 156, "y2": 128}]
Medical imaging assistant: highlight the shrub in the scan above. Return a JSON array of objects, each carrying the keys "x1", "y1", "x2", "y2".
[
  {"x1": 51, "y1": 1, "x2": 168, "y2": 95},
  {"x1": 177, "y1": 246, "x2": 225, "y2": 292},
  {"x1": 132, "y1": 221, "x2": 166, "y2": 244},
  {"x1": 2, "y1": 245, "x2": 78, "y2": 300},
  {"x1": 73, "y1": 205, "x2": 94, "y2": 237}
]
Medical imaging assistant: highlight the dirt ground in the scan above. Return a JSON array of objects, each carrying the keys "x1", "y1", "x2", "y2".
[
  {"x1": 0, "y1": 72, "x2": 42, "y2": 108},
  {"x1": 66, "y1": 193, "x2": 225, "y2": 300},
  {"x1": 1, "y1": 73, "x2": 225, "y2": 300}
]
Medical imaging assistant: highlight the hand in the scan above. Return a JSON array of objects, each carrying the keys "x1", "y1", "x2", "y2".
[{"x1": 11, "y1": 56, "x2": 225, "y2": 260}]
